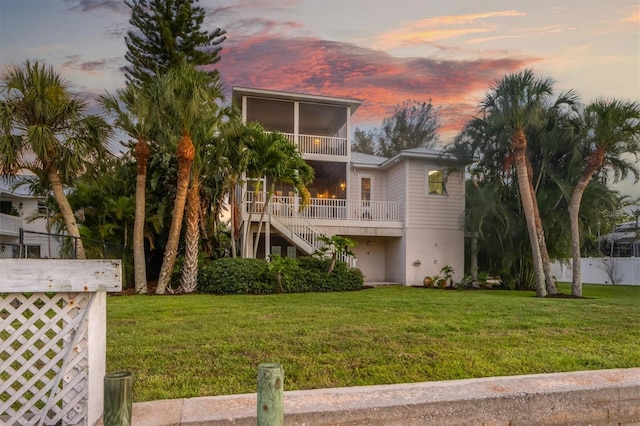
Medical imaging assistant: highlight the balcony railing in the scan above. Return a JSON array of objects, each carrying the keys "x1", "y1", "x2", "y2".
[
  {"x1": 271, "y1": 133, "x2": 348, "y2": 157},
  {"x1": 0, "y1": 213, "x2": 21, "y2": 236},
  {"x1": 245, "y1": 194, "x2": 403, "y2": 223}
]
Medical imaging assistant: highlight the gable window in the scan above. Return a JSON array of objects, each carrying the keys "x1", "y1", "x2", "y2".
[{"x1": 426, "y1": 169, "x2": 446, "y2": 195}]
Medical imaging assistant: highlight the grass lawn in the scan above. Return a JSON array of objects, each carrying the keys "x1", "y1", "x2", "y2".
[{"x1": 106, "y1": 283, "x2": 640, "y2": 402}]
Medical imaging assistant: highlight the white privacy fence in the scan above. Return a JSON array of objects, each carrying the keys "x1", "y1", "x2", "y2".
[
  {"x1": 0, "y1": 260, "x2": 121, "y2": 425},
  {"x1": 551, "y1": 257, "x2": 640, "y2": 285}
]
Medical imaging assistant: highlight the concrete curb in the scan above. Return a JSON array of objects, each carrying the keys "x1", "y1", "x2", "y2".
[{"x1": 107, "y1": 368, "x2": 640, "y2": 425}]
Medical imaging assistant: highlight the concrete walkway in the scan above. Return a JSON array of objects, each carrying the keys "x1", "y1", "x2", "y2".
[{"x1": 99, "y1": 368, "x2": 640, "y2": 425}]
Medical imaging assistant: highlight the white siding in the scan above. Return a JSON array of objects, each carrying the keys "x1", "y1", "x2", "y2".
[
  {"x1": 406, "y1": 159, "x2": 464, "y2": 229},
  {"x1": 348, "y1": 169, "x2": 384, "y2": 201},
  {"x1": 384, "y1": 163, "x2": 405, "y2": 204}
]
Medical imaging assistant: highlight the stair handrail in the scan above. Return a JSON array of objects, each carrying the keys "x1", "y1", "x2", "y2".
[{"x1": 269, "y1": 196, "x2": 357, "y2": 267}]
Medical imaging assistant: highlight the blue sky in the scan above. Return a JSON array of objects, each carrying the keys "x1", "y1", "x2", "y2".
[{"x1": 1, "y1": 0, "x2": 639, "y2": 195}]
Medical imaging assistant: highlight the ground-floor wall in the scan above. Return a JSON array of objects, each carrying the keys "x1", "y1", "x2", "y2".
[
  {"x1": 347, "y1": 228, "x2": 464, "y2": 286},
  {"x1": 385, "y1": 235, "x2": 406, "y2": 284},
  {"x1": 403, "y1": 227, "x2": 465, "y2": 286},
  {"x1": 245, "y1": 222, "x2": 464, "y2": 286},
  {"x1": 350, "y1": 236, "x2": 388, "y2": 282}
]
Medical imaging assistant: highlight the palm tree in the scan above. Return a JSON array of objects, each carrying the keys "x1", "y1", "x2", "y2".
[
  {"x1": 0, "y1": 60, "x2": 111, "y2": 259},
  {"x1": 480, "y1": 69, "x2": 565, "y2": 297},
  {"x1": 217, "y1": 114, "x2": 250, "y2": 258},
  {"x1": 252, "y1": 135, "x2": 314, "y2": 257},
  {"x1": 568, "y1": 98, "x2": 640, "y2": 296},
  {"x1": 179, "y1": 102, "x2": 226, "y2": 294},
  {"x1": 101, "y1": 83, "x2": 158, "y2": 293},
  {"x1": 155, "y1": 62, "x2": 221, "y2": 294},
  {"x1": 242, "y1": 123, "x2": 288, "y2": 257}
]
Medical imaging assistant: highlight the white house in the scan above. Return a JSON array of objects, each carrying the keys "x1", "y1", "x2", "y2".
[
  {"x1": 233, "y1": 87, "x2": 466, "y2": 285},
  {"x1": 0, "y1": 178, "x2": 61, "y2": 258}
]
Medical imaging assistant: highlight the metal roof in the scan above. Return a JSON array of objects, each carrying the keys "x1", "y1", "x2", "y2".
[
  {"x1": 351, "y1": 152, "x2": 387, "y2": 166},
  {"x1": 232, "y1": 86, "x2": 362, "y2": 113},
  {"x1": 350, "y1": 147, "x2": 462, "y2": 170},
  {"x1": 379, "y1": 147, "x2": 461, "y2": 169}
]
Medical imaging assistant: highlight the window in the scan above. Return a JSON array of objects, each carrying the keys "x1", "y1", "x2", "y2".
[
  {"x1": 286, "y1": 246, "x2": 297, "y2": 259},
  {"x1": 360, "y1": 176, "x2": 372, "y2": 201},
  {"x1": 359, "y1": 176, "x2": 373, "y2": 219},
  {"x1": 426, "y1": 169, "x2": 446, "y2": 195},
  {"x1": 0, "y1": 200, "x2": 12, "y2": 214}
]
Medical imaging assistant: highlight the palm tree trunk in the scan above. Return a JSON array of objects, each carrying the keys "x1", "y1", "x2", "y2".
[
  {"x1": 539, "y1": 232, "x2": 558, "y2": 295},
  {"x1": 569, "y1": 147, "x2": 605, "y2": 297},
  {"x1": 526, "y1": 158, "x2": 557, "y2": 295},
  {"x1": 133, "y1": 138, "x2": 149, "y2": 294},
  {"x1": 230, "y1": 181, "x2": 238, "y2": 258},
  {"x1": 180, "y1": 179, "x2": 200, "y2": 293},
  {"x1": 47, "y1": 163, "x2": 86, "y2": 259},
  {"x1": 253, "y1": 184, "x2": 275, "y2": 258},
  {"x1": 156, "y1": 133, "x2": 195, "y2": 294},
  {"x1": 242, "y1": 186, "x2": 261, "y2": 257},
  {"x1": 512, "y1": 130, "x2": 546, "y2": 297},
  {"x1": 327, "y1": 252, "x2": 338, "y2": 274}
]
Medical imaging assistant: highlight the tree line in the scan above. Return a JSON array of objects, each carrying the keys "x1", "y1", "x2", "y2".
[
  {"x1": 352, "y1": 72, "x2": 639, "y2": 298},
  {"x1": 1, "y1": 0, "x2": 638, "y2": 297},
  {"x1": 0, "y1": 0, "x2": 312, "y2": 295}
]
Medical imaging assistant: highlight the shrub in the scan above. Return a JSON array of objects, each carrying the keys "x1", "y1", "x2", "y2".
[
  {"x1": 198, "y1": 258, "x2": 272, "y2": 294},
  {"x1": 292, "y1": 257, "x2": 363, "y2": 292},
  {"x1": 198, "y1": 256, "x2": 364, "y2": 295}
]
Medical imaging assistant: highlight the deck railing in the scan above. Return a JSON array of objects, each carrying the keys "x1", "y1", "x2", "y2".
[
  {"x1": 245, "y1": 194, "x2": 404, "y2": 223},
  {"x1": 270, "y1": 132, "x2": 348, "y2": 157},
  {"x1": 244, "y1": 193, "x2": 358, "y2": 266},
  {"x1": 0, "y1": 213, "x2": 21, "y2": 236}
]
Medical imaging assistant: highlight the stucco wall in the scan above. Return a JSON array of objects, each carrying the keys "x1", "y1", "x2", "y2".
[
  {"x1": 351, "y1": 236, "x2": 388, "y2": 282},
  {"x1": 404, "y1": 228, "x2": 465, "y2": 285},
  {"x1": 385, "y1": 233, "x2": 406, "y2": 284}
]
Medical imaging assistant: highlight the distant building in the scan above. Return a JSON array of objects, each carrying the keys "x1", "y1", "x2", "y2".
[
  {"x1": 600, "y1": 221, "x2": 640, "y2": 257},
  {"x1": 0, "y1": 177, "x2": 62, "y2": 258}
]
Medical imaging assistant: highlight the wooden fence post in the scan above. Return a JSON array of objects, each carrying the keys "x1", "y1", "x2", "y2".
[
  {"x1": 104, "y1": 371, "x2": 133, "y2": 426},
  {"x1": 257, "y1": 363, "x2": 284, "y2": 426}
]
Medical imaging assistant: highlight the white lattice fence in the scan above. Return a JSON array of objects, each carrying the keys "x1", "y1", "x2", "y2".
[{"x1": 0, "y1": 260, "x2": 121, "y2": 426}]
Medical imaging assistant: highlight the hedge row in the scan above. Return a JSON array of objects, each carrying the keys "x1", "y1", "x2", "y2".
[{"x1": 198, "y1": 257, "x2": 364, "y2": 294}]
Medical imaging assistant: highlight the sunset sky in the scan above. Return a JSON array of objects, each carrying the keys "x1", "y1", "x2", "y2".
[{"x1": 1, "y1": 0, "x2": 639, "y2": 193}]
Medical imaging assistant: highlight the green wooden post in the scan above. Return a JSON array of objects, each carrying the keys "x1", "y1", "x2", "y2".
[
  {"x1": 257, "y1": 362, "x2": 284, "y2": 426},
  {"x1": 104, "y1": 371, "x2": 133, "y2": 426}
]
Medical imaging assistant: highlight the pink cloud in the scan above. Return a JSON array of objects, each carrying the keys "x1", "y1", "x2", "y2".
[
  {"x1": 217, "y1": 36, "x2": 537, "y2": 136},
  {"x1": 374, "y1": 10, "x2": 527, "y2": 49}
]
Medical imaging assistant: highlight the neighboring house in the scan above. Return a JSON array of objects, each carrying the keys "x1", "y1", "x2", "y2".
[
  {"x1": 0, "y1": 177, "x2": 61, "y2": 258},
  {"x1": 233, "y1": 87, "x2": 466, "y2": 285},
  {"x1": 600, "y1": 220, "x2": 640, "y2": 257}
]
